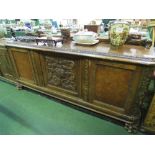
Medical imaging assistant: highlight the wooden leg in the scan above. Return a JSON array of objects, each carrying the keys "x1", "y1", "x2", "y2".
[
  {"x1": 125, "y1": 122, "x2": 138, "y2": 133},
  {"x1": 16, "y1": 83, "x2": 22, "y2": 90}
]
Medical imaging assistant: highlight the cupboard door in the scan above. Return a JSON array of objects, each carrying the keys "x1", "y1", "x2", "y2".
[
  {"x1": 89, "y1": 60, "x2": 140, "y2": 114},
  {"x1": 9, "y1": 48, "x2": 36, "y2": 84},
  {"x1": 0, "y1": 47, "x2": 15, "y2": 80}
]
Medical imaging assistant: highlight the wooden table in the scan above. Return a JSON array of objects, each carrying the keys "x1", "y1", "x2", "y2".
[{"x1": 35, "y1": 37, "x2": 63, "y2": 46}]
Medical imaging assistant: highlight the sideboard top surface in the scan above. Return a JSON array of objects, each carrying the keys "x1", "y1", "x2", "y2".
[{"x1": 1, "y1": 39, "x2": 155, "y2": 65}]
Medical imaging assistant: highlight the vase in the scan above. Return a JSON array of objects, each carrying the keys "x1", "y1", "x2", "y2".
[{"x1": 109, "y1": 21, "x2": 130, "y2": 47}]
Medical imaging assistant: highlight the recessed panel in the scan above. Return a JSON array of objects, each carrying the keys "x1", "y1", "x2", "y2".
[
  {"x1": 12, "y1": 50, "x2": 33, "y2": 82},
  {"x1": 95, "y1": 65, "x2": 133, "y2": 108}
]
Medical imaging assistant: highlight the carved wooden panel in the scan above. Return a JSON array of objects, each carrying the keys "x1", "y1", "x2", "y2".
[
  {"x1": 144, "y1": 94, "x2": 155, "y2": 132},
  {"x1": 45, "y1": 55, "x2": 80, "y2": 95},
  {"x1": 10, "y1": 48, "x2": 34, "y2": 83},
  {"x1": 130, "y1": 67, "x2": 154, "y2": 123},
  {"x1": 82, "y1": 59, "x2": 89, "y2": 101}
]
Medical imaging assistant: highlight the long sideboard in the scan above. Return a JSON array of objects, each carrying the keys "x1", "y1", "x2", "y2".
[{"x1": 0, "y1": 40, "x2": 155, "y2": 133}]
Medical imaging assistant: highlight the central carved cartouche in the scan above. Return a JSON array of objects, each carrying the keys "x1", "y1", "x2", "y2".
[{"x1": 46, "y1": 56, "x2": 76, "y2": 91}]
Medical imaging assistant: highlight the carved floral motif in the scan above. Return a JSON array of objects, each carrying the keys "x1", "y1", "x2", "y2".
[
  {"x1": 127, "y1": 67, "x2": 154, "y2": 131},
  {"x1": 145, "y1": 94, "x2": 155, "y2": 128},
  {"x1": 83, "y1": 59, "x2": 89, "y2": 101},
  {"x1": 46, "y1": 56, "x2": 77, "y2": 91}
]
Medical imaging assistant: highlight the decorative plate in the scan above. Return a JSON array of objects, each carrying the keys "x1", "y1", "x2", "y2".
[{"x1": 73, "y1": 40, "x2": 99, "y2": 45}]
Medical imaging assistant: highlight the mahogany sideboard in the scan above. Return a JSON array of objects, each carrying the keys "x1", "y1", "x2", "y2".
[{"x1": 0, "y1": 40, "x2": 155, "y2": 132}]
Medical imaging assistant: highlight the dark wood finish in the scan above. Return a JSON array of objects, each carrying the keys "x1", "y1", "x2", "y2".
[
  {"x1": 0, "y1": 66, "x2": 2, "y2": 75},
  {"x1": 89, "y1": 60, "x2": 138, "y2": 110},
  {"x1": 40, "y1": 52, "x2": 82, "y2": 97},
  {"x1": 5, "y1": 41, "x2": 155, "y2": 65},
  {"x1": 1, "y1": 40, "x2": 155, "y2": 132},
  {"x1": 143, "y1": 94, "x2": 155, "y2": 133},
  {"x1": 84, "y1": 25, "x2": 100, "y2": 33},
  {"x1": 0, "y1": 47, "x2": 15, "y2": 80},
  {"x1": 8, "y1": 48, "x2": 35, "y2": 84},
  {"x1": 36, "y1": 37, "x2": 63, "y2": 46},
  {"x1": 60, "y1": 28, "x2": 70, "y2": 40}
]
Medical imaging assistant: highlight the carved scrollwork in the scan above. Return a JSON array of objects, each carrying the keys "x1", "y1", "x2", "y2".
[
  {"x1": 144, "y1": 94, "x2": 155, "y2": 129},
  {"x1": 83, "y1": 59, "x2": 89, "y2": 101},
  {"x1": 145, "y1": 115, "x2": 155, "y2": 128},
  {"x1": 137, "y1": 67, "x2": 153, "y2": 106},
  {"x1": 46, "y1": 56, "x2": 77, "y2": 91},
  {"x1": 127, "y1": 67, "x2": 154, "y2": 131}
]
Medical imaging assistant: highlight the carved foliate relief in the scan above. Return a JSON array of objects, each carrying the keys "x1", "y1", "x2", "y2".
[
  {"x1": 137, "y1": 67, "x2": 153, "y2": 106},
  {"x1": 130, "y1": 67, "x2": 153, "y2": 122},
  {"x1": 145, "y1": 96, "x2": 155, "y2": 128},
  {"x1": 145, "y1": 114, "x2": 155, "y2": 128},
  {"x1": 83, "y1": 59, "x2": 89, "y2": 101},
  {"x1": 46, "y1": 56, "x2": 77, "y2": 91}
]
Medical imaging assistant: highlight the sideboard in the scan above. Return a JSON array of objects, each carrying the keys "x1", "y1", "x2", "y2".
[{"x1": 1, "y1": 40, "x2": 155, "y2": 132}]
